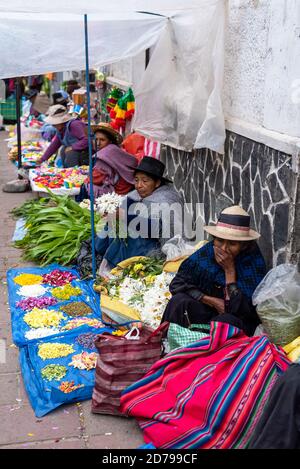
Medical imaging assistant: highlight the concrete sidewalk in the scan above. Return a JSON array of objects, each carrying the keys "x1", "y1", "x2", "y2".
[{"x1": 0, "y1": 130, "x2": 144, "y2": 449}]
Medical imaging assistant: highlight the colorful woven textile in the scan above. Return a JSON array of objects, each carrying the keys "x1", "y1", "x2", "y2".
[
  {"x1": 0, "y1": 96, "x2": 22, "y2": 120},
  {"x1": 120, "y1": 321, "x2": 291, "y2": 449}
]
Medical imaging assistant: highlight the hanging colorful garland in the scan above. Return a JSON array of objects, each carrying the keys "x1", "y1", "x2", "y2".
[
  {"x1": 105, "y1": 87, "x2": 123, "y2": 113},
  {"x1": 110, "y1": 88, "x2": 135, "y2": 132}
]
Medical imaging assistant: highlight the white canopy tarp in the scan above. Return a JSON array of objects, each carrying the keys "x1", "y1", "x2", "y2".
[
  {"x1": 0, "y1": 12, "x2": 166, "y2": 77},
  {"x1": 0, "y1": 0, "x2": 225, "y2": 153},
  {"x1": 133, "y1": 4, "x2": 225, "y2": 152},
  {"x1": 0, "y1": 0, "x2": 209, "y2": 14}
]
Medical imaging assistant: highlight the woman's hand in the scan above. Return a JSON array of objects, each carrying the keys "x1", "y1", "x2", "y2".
[
  {"x1": 202, "y1": 295, "x2": 225, "y2": 314},
  {"x1": 214, "y1": 245, "x2": 235, "y2": 270},
  {"x1": 214, "y1": 245, "x2": 236, "y2": 283}
]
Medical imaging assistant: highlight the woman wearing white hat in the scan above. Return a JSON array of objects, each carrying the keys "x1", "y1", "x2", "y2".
[
  {"x1": 162, "y1": 205, "x2": 267, "y2": 336},
  {"x1": 37, "y1": 104, "x2": 89, "y2": 167}
]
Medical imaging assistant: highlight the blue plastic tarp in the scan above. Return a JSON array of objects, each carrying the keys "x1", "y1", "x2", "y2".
[
  {"x1": 12, "y1": 217, "x2": 27, "y2": 242},
  {"x1": 7, "y1": 264, "x2": 105, "y2": 346},
  {"x1": 19, "y1": 328, "x2": 111, "y2": 417}
]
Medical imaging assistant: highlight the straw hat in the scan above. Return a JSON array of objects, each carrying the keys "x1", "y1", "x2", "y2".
[
  {"x1": 91, "y1": 122, "x2": 123, "y2": 145},
  {"x1": 44, "y1": 104, "x2": 73, "y2": 125},
  {"x1": 204, "y1": 206, "x2": 260, "y2": 241}
]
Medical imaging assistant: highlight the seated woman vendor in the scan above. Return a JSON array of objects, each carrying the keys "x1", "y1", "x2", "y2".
[
  {"x1": 161, "y1": 206, "x2": 267, "y2": 337},
  {"x1": 37, "y1": 104, "x2": 89, "y2": 167},
  {"x1": 77, "y1": 123, "x2": 138, "y2": 201},
  {"x1": 95, "y1": 157, "x2": 184, "y2": 272}
]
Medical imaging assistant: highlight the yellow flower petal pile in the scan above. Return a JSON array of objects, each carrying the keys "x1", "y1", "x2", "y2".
[
  {"x1": 24, "y1": 308, "x2": 65, "y2": 328},
  {"x1": 38, "y1": 343, "x2": 75, "y2": 360},
  {"x1": 51, "y1": 284, "x2": 82, "y2": 300},
  {"x1": 14, "y1": 274, "x2": 43, "y2": 286}
]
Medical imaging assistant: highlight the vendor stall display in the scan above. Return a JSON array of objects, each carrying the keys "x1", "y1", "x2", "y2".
[
  {"x1": 12, "y1": 192, "x2": 101, "y2": 266},
  {"x1": 8, "y1": 139, "x2": 48, "y2": 168},
  {"x1": 7, "y1": 264, "x2": 105, "y2": 347},
  {"x1": 19, "y1": 327, "x2": 111, "y2": 417},
  {"x1": 29, "y1": 166, "x2": 88, "y2": 194},
  {"x1": 95, "y1": 256, "x2": 174, "y2": 328}
]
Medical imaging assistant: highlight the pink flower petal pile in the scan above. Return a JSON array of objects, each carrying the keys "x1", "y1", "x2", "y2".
[
  {"x1": 42, "y1": 269, "x2": 77, "y2": 287},
  {"x1": 16, "y1": 296, "x2": 58, "y2": 311}
]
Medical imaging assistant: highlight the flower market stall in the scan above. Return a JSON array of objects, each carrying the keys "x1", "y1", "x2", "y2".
[
  {"x1": 28, "y1": 166, "x2": 89, "y2": 196},
  {"x1": 7, "y1": 265, "x2": 107, "y2": 347},
  {"x1": 1, "y1": 0, "x2": 229, "y2": 425},
  {"x1": 95, "y1": 243, "x2": 207, "y2": 328},
  {"x1": 6, "y1": 263, "x2": 117, "y2": 416}
]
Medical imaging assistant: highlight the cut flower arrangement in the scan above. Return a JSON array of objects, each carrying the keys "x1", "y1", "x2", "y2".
[
  {"x1": 79, "y1": 193, "x2": 124, "y2": 217},
  {"x1": 95, "y1": 257, "x2": 174, "y2": 328}
]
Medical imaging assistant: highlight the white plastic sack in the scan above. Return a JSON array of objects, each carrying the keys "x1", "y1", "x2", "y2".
[
  {"x1": 133, "y1": 2, "x2": 226, "y2": 153},
  {"x1": 162, "y1": 235, "x2": 195, "y2": 261},
  {"x1": 252, "y1": 264, "x2": 300, "y2": 346}
]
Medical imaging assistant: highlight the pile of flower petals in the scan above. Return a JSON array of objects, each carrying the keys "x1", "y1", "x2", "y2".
[
  {"x1": 14, "y1": 274, "x2": 43, "y2": 285},
  {"x1": 38, "y1": 343, "x2": 75, "y2": 360},
  {"x1": 61, "y1": 317, "x2": 104, "y2": 331},
  {"x1": 25, "y1": 327, "x2": 61, "y2": 340},
  {"x1": 42, "y1": 269, "x2": 77, "y2": 286},
  {"x1": 16, "y1": 296, "x2": 58, "y2": 311},
  {"x1": 18, "y1": 285, "x2": 48, "y2": 298},
  {"x1": 68, "y1": 351, "x2": 97, "y2": 371},
  {"x1": 23, "y1": 308, "x2": 65, "y2": 328}
]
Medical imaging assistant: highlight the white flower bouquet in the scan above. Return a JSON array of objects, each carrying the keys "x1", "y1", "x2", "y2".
[{"x1": 95, "y1": 192, "x2": 124, "y2": 216}]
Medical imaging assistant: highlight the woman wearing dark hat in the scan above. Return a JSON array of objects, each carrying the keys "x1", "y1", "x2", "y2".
[
  {"x1": 82, "y1": 157, "x2": 185, "y2": 276},
  {"x1": 161, "y1": 205, "x2": 267, "y2": 336}
]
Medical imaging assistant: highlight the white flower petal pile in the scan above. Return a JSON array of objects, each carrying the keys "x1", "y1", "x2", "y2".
[
  {"x1": 25, "y1": 327, "x2": 61, "y2": 340},
  {"x1": 18, "y1": 284, "x2": 48, "y2": 298}
]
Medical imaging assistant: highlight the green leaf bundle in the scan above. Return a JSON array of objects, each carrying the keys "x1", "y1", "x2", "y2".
[{"x1": 14, "y1": 191, "x2": 100, "y2": 266}]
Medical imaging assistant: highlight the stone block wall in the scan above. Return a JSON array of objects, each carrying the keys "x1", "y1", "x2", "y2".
[{"x1": 160, "y1": 131, "x2": 299, "y2": 270}]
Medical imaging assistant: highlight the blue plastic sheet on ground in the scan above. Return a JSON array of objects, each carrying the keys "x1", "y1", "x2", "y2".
[
  {"x1": 19, "y1": 328, "x2": 111, "y2": 417},
  {"x1": 7, "y1": 264, "x2": 106, "y2": 347},
  {"x1": 12, "y1": 217, "x2": 27, "y2": 242}
]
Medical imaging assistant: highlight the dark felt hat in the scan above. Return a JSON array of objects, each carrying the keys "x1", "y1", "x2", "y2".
[{"x1": 132, "y1": 156, "x2": 172, "y2": 183}]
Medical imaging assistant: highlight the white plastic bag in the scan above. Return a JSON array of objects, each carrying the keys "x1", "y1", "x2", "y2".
[
  {"x1": 161, "y1": 235, "x2": 196, "y2": 261},
  {"x1": 252, "y1": 264, "x2": 300, "y2": 346}
]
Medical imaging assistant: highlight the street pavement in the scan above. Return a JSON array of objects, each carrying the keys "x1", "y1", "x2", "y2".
[{"x1": 0, "y1": 129, "x2": 144, "y2": 449}]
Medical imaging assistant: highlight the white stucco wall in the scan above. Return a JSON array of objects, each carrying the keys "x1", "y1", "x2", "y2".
[
  {"x1": 224, "y1": 0, "x2": 300, "y2": 151},
  {"x1": 224, "y1": 0, "x2": 270, "y2": 126},
  {"x1": 106, "y1": 51, "x2": 146, "y2": 89}
]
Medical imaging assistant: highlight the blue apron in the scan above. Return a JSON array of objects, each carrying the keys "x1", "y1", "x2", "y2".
[{"x1": 56, "y1": 119, "x2": 79, "y2": 146}]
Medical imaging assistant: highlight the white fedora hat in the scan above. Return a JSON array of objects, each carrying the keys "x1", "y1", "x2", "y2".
[
  {"x1": 44, "y1": 104, "x2": 73, "y2": 125},
  {"x1": 204, "y1": 205, "x2": 260, "y2": 241}
]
